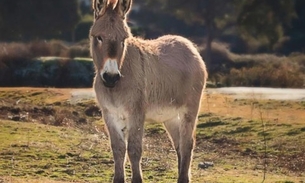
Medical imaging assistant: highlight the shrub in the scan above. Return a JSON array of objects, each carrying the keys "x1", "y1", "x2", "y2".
[
  {"x1": 28, "y1": 41, "x2": 51, "y2": 57},
  {"x1": 1, "y1": 40, "x2": 304, "y2": 88},
  {"x1": 224, "y1": 67, "x2": 302, "y2": 87},
  {"x1": 0, "y1": 41, "x2": 92, "y2": 87},
  {"x1": 200, "y1": 42, "x2": 235, "y2": 68},
  {"x1": 0, "y1": 43, "x2": 32, "y2": 85},
  {"x1": 48, "y1": 40, "x2": 70, "y2": 57},
  {"x1": 68, "y1": 45, "x2": 90, "y2": 58},
  {"x1": 200, "y1": 42, "x2": 305, "y2": 88},
  {"x1": 0, "y1": 42, "x2": 32, "y2": 63}
]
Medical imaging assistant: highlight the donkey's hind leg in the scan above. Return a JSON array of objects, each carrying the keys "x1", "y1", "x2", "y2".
[
  {"x1": 164, "y1": 113, "x2": 196, "y2": 183},
  {"x1": 178, "y1": 112, "x2": 197, "y2": 183},
  {"x1": 127, "y1": 113, "x2": 145, "y2": 183},
  {"x1": 164, "y1": 118, "x2": 181, "y2": 173}
]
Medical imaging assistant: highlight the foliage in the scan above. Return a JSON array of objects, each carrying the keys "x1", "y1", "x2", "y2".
[
  {"x1": 0, "y1": 0, "x2": 81, "y2": 41},
  {"x1": 144, "y1": 0, "x2": 238, "y2": 67},
  {"x1": 0, "y1": 41, "x2": 92, "y2": 87},
  {"x1": 129, "y1": 6, "x2": 196, "y2": 38},
  {"x1": 237, "y1": 0, "x2": 297, "y2": 51},
  {"x1": 200, "y1": 42, "x2": 305, "y2": 88},
  {"x1": 0, "y1": 0, "x2": 304, "y2": 55},
  {"x1": 0, "y1": 1, "x2": 304, "y2": 88},
  {"x1": 223, "y1": 65, "x2": 303, "y2": 88},
  {"x1": 145, "y1": 0, "x2": 236, "y2": 29},
  {"x1": 1, "y1": 40, "x2": 305, "y2": 88},
  {"x1": 142, "y1": 0, "x2": 301, "y2": 54},
  {"x1": 0, "y1": 41, "x2": 90, "y2": 59},
  {"x1": 280, "y1": 0, "x2": 305, "y2": 54},
  {"x1": 75, "y1": 15, "x2": 94, "y2": 42}
]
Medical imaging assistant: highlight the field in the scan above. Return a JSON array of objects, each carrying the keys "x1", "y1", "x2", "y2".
[{"x1": 0, "y1": 87, "x2": 304, "y2": 183}]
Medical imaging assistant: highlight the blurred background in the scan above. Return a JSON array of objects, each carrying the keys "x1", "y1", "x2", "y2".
[{"x1": 0, "y1": 0, "x2": 304, "y2": 88}]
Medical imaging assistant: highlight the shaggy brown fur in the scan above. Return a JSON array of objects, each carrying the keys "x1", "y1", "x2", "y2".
[{"x1": 90, "y1": 0, "x2": 207, "y2": 183}]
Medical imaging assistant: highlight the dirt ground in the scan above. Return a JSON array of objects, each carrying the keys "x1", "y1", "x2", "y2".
[{"x1": 0, "y1": 87, "x2": 304, "y2": 183}]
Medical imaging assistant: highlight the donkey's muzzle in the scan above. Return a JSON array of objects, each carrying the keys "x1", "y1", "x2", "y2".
[{"x1": 102, "y1": 72, "x2": 121, "y2": 88}]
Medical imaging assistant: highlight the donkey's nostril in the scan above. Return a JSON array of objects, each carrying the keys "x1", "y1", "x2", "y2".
[{"x1": 102, "y1": 73, "x2": 121, "y2": 88}]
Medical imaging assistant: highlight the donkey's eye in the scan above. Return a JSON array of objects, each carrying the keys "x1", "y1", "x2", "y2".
[{"x1": 96, "y1": 36, "x2": 103, "y2": 43}]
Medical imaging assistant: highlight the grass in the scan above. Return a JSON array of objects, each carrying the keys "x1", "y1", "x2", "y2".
[
  {"x1": 0, "y1": 120, "x2": 113, "y2": 183},
  {"x1": 0, "y1": 88, "x2": 305, "y2": 182}
]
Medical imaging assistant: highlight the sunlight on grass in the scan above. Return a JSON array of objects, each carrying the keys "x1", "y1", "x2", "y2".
[{"x1": 0, "y1": 88, "x2": 305, "y2": 183}]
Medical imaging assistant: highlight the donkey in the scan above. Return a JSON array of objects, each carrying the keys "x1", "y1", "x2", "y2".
[{"x1": 90, "y1": 0, "x2": 207, "y2": 182}]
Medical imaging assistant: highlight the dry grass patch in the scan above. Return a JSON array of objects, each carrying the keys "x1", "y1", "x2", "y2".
[{"x1": 0, "y1": 88, "x2": 304, "y2": 182}]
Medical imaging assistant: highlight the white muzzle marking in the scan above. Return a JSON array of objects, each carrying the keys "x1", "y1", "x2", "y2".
[{"x1": 100, "y1": 59, "x2": 121, "y2": 79}]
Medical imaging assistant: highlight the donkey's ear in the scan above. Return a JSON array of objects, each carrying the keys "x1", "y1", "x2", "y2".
[
  {"x1": 93, "y1": 0, "x2": 103, "y2": 11},
  {"x1": 92, "y1": 0, "x2": 106, "y2": 17},
  {"x1": 119, "y1": 0, "x2": 132, "y2": 17}
]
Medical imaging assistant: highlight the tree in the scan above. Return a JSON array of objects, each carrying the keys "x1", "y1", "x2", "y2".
[
  {"x1": 277, "y1": 0, "x2": 305, "y2": 54},
  {"x1": 237, "y1": 0, "x2": 296, "y2": 52},
  {"x1": 0, "y1": 0, "x2": 81, "y2": 41},
  {"x1": 145, "y1": 0, "x2": 238, "y2": 68}
]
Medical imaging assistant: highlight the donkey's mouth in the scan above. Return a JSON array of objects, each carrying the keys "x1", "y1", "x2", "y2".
[
  {"x1": 102, "y1": 72, "x2": 121, "y2": 88},
  {"x1": 103, "y1": 81, "x2": 118, "y2": 88}
]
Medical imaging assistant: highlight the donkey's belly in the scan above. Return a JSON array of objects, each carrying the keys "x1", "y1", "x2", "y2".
[{"x1": 145, "y1": 106, "x2": 186, "y2": 123}]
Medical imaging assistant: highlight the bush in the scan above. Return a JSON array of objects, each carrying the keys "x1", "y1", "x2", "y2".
[
  {"x1": 68, "y1": 45, "x2": 90, "y2": 58},
  {"x1": 223, "y1": 66, "x2": 303, "y2": 88},
  {"x1": 199, "y1": 42, "x2": 235, "y2": 77},
  {"x1": 0, "y1": 40, "x2": 90, "y2": 61},
  {"x1": 0, "y1": 43, "x2": 32, "y2": 85},
  {"x1": 1, "y1": 40, "x2": 304, "y2": 88},
  {"x1": 0, "y1": 41, "x2": 92, "y2": 87},
  {"x1": 28, "y1": 41, "x2": 52, "y2": 57},
  {"x1": 200, "y1": 42, "x2": 305, "y2": 88},
  {"x1": 75, "y1": 20, "x2": 92, "y2": 42},
  {"x1": 221, "y1": 54, "x2": 305, "y2": 88}
]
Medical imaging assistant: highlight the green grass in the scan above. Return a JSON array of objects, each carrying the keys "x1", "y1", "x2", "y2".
[
  {"x1": 0, "y1": 120, "x2": 113, "y2": 182},
  {"x1": 197, "y1": 113, "x2": 305, "y2": 153},
  {"x1": 196, "y1": 113, "x2": 305, "y2": 181},
  {"x1": 0, "y1": 88, "x2": 305, "y2": 182},
  {"x1": 1, "y1": 116, "x2": 304, "y2": 183}
]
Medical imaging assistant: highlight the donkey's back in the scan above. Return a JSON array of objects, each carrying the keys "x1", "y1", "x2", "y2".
[
  {"x1": 127, "y1": 35, "x2": 207, "y2": 111},
  {"x1": 90, "y1": 0, "x2": 207, "y2": 182}
]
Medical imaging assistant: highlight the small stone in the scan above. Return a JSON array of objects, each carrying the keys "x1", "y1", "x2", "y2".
[{"x1": 198, "y1": 161, "x2": 214, "y2": 169}]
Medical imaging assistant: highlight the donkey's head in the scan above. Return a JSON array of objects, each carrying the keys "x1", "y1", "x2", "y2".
[{"x1": 90, "y1": 0, "x2": 132, "y2": 88}]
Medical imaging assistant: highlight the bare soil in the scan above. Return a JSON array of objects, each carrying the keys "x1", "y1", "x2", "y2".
[{"x1": 0, "y1": 87, "x2": 304, "y2": 183}]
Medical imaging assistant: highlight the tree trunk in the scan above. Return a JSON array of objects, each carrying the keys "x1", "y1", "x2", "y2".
[
  {"x1": 204, "y1": 21, "x2": 215, "y2": 70},
  {"x1": 205, "y1": 33, "x2": 213, "y2": 69},
  {"x1": 71, "y1": 28, "x2": 76, "y2": 43},
  {"x1": 204, "y1": 0, "x2": 217, "y2": 71}
]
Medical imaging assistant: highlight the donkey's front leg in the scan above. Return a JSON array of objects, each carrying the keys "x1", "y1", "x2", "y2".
[
  {"x1": 127, "y1": 113, "x2": 145, "y2": 183},
  {"x1": 104, "y1": 111, "x2": 127, "y2": 183}
]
